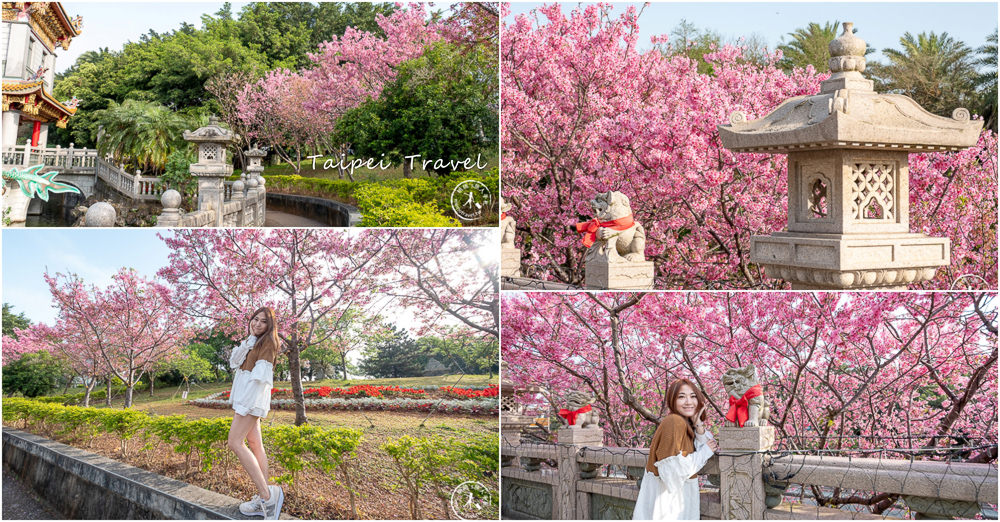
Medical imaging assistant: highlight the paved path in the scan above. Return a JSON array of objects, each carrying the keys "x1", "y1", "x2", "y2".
[
  {"x1": 264, "y1": 210, "x2": 327, "y2": 227},
  {"x1": 3, "y1": 463, "x2": 61, "y2": 520}
]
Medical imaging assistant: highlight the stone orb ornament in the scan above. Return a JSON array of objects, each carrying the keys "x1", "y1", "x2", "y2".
[{"x1": 84, "y1": 202, "x2": 117, "y2": 227}]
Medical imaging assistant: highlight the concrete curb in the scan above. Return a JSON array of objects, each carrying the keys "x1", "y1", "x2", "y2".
[
  {"x1": 2, "y1": 428, "x2": 294, "y2": 520},
  {"x1": 266, "y1": 192, "x2": 362, "y2": 227}
]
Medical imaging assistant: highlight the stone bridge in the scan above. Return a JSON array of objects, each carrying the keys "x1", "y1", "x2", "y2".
[{"x1": 2, "y1": 142, "x2": 162, "y2": 223}]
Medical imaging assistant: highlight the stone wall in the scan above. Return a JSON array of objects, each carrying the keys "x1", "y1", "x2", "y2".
[
  {"x1": 2, "y1": 428, "x2": 282, "y2": 520},
  {"x1": 265, "y1": 192, "x2": 361, "y2": 227}
]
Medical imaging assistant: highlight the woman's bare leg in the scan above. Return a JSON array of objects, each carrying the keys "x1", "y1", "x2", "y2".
[
  {"x1": 228, "y1": 413, "x2": 270, "y2": 500},
  {"x1": 246, "y1": 417, "x2": 269, "y2": 481}
]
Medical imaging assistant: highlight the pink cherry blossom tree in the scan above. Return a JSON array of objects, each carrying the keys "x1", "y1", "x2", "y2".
[
  {"x1": 502, "y1": 291, "x2": 997, "y2": 468},
  {"x1": 5, "y1": 323, "x2": 108, "y2": 407},
  {"x1": 237, "y1": 69, "x2": 333, "y2": 175},
  {"x1": 158, "y1": 229, "x2": 390, "y2": 425},
  {"x1": 502, "y1": 3, "x2": 998, "y2": 289},
  {"x1": 45, "y1": 269, "x2": 189, "y2": 408},
  {"x1": 371, "y1": 229, "x2": 499, "y2": 340}
]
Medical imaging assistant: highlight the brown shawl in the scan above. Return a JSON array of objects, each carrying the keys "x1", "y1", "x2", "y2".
[
  {"x1": 239, "y1": 337, "x2": 278, "y2": 372},
  {"x1": 645, "y1": 413, "x2": 695, "y2": 475}
]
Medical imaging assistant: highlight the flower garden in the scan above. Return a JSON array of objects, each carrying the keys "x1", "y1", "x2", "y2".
[{"x1": 192, "y1": 384, "x2": 500, "y2": 415}]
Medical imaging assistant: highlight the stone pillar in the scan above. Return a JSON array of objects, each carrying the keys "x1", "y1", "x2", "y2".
[
  {"x1": 231, "y1": 179, "x2": 245, "y2": 226},
  {"x1": 183, "y1": 117, "x2": 238, "y2": 227},
  {"x1": 718, "y1": 426, "x2": 774, "y2": 520},
  {"x1": 244, "y1": 147, "x2": 266, "y2": 226},
  {"x1": 555, "y1": 427, "x2": 603, "y2": 520},
  {"x1": 500, "y1": 197, "x2": 522, "y2": 277},
  {"x1": 2, "y1": 112, "x2": 20, "y2": 148},
  {"x1": 156, "y1": 190, "x2": 182, "y2": 227}
]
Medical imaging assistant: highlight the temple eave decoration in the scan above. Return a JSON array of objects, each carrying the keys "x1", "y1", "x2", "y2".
[
  {"x1": 2, "y1": 2, "x2": 81, "y2": 51},
  {"x1": 2, "y1": 80, "x2": 77, "y2": 128}
]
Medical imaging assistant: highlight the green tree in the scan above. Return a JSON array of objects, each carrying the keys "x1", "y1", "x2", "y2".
[
  {"x1": 95, "y1": 99, "x2": 201, "y2": 174},
  {"x1": 2, "y1": 350, "x2": 66, "y2": 397},
  {"x1": 777, "y1": 21, "x2": 875, "y2": 72},
  {"x1": 417, "y1": 333, "x2": 498, "y2": 378},
  {"x1": 974, "y1": 30, "x2": 998, "y2": 132},
  {"x1": 661, "y1": 20, "x2": 769, "y2": 75},
  {"x1": 2, "y1": 303, "x2": 31, "y2": 338},
  {"x1": 357, "y1": 325, "x2": 425, "y2": 378},
  {"x1": 868, "y1": 31, "x2": 978, "y2": 116},
  {"x1": 334, "y1": 41, "x2": 497, "y2": 176},
  {"x1": 172, "y1": 346, "x2": 214, "y2": 393},
  {"x1": 189, "y1": 330, "x2": 238, "y2": 380}
]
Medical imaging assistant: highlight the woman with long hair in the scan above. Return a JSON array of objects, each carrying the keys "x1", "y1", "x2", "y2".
[
  {"x1": 632, "y1": 379, "x2": 718, "y2": 520},
  {"x1": 228, "y1": 307, "x2": 284, "y2": 519}
]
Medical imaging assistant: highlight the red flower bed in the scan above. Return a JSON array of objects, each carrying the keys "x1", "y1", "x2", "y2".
[{"x1": 441, "y1": 384, "x2": 499, "y2": 399}]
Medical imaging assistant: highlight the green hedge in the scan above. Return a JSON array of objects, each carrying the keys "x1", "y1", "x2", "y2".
[
  {"x1": 264, "y1": 168, "x2": 499, "y2": 227},
  {"x1": 2, "y1": 397, "x2": 499, "y2": 517},
  {"x1": 2, "y1": 397, "x2": 361, "y2": 482}
]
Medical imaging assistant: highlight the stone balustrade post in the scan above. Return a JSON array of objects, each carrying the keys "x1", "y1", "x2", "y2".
[
  {"x1": 555, "y1": 427, "x2": 603, "y2": 520},
  {"x1": 231, "y1": 179, "x2": 246, "y2": 226},
  {"x1": 157, "y1": 190, "x2": 182, "y2": 227},
  {"x1": 244, "y1": 147, "x2": 266, "y2": 226},
  {"x1": 67, "y1": 142, "x2": 75, "y2": 168},
  {"x1": 718, "y1": 426, "x2": 774, "y2": 519},
  {"x1": 23, "y1": 139, "x2": 32, "y2": 167}
]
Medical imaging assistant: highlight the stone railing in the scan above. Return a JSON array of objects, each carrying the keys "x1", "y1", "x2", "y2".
[
  {"x1": 2, "y1": 141, "x2": 98, "y2": 171},
  {"x1": 501, "y1": 427, "x2": 720, "y2": 520},
  {"x1": 501, "y1": 426, "x2": 998, "y2": 520},
  {"x1": 156, "y1": 174, "x2": 266, "y2": 227},
  {"x1": 767, "y1": 453, "x2": 998, "y2": 520},
  {"x1": 94, "y1": 157, "x2": 163, "y2": 201}
]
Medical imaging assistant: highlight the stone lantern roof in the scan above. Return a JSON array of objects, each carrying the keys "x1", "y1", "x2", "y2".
[
  {"x1": 182, "y1": 116, "x2": 239, "y2": 144},
  {"x1": 718, "y1": 23, "x2": 983, "y2": 153}
]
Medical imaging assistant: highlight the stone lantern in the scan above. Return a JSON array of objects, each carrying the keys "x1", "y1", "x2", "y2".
[
  {"x1": 718, "y1": 23, "x2": 983, "y2": 290},
  {"x1": 183, "y1": 116, "x2": 238, "y2": 227},
  {"x1": 243, "y1": 146, "x2": 267, "y2": 226}
]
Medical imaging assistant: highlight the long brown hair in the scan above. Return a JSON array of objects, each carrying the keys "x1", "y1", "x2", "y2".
[
  {"x1": 666, "y1": 378, "x2": 707, "y2": 437},
  {"x1": 249, "y1": 306, "x2": 280, "y2": 356}
]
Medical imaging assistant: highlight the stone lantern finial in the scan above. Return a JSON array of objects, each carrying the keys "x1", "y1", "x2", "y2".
[
  {"x1": 828, "y1": 22, "x2": 866, "y2": 74},
  {"x1": 718, "y1": 23, "x2": 984, "y2": 289}
]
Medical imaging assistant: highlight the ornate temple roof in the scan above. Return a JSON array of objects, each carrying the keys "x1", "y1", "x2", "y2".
[
  {"x1": 718, "y1": 23, "x2": 983, "y2": 153},
  {"x1": 2, "y1": 2, "x2": 82, "y2": 52},
  {"x1": 2, "y1": 79, "x2": 78, "y2": 127}
]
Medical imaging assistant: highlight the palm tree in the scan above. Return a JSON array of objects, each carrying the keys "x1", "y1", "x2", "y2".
[
  {"x1": 868, "y1": 32, "x2": 978, "y2": 117},
  {"x1": 778, "y1": 21, "x2": 842, "y2": 72},
  {"x1": 95, "y1": 99, "x2": 197, "y2": 174},
  {"x1": 778, "y1": 21, "x2": 876, "y2": 73},
  {"x1": 974, "y1": 30, "x2": 997, "y2": 132}
]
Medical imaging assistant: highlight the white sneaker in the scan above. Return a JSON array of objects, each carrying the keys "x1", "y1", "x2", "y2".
[
  {"x1": 263, "y1": 485, "x2": 284, "y2": 520},
  {"x1": 239, "y1": 494, "x2": 262, "y2": 516}
]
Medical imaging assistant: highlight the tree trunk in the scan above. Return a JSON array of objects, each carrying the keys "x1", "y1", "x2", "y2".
[
  {"x1": 105, "y1": 377, "x2": 112, "y2": 407},
  {"x1": 82, "y1": 381, "x2": 94, "y2": 408},
  {"x1": 287, "y1": 339, "x2": 308, "y2": 425},
  {"x1": 186, "y1": 378, "x2": 191, "y2": 394},
  {"x1": 149, "y1": 375, "x2": 155, "y2": 397},
  {"x1": 403, "y1": 161, "x2": 412, "y2": 179},
  {"x1": 124, "y1": 385, "x2": 134, "y2": 409}
]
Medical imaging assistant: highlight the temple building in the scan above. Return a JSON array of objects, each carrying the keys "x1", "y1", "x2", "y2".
[{"x1": 2, "y1": 2, "x2": 81, "y2": 149}]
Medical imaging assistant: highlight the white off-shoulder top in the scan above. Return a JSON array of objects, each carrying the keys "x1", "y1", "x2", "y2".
[{"x1": 228, "y1": 335, "x2": 274, "y2": 418}]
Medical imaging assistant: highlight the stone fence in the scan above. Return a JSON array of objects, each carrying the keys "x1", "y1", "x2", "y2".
[
  {"x1": 2, "y1": 141, "x2": 98, "y2": 171},
  {"x1": 501, "y1": 426, "x2": 998, "y2": 520}
]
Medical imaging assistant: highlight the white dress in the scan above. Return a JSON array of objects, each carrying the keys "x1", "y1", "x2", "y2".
[
  {"x1": 228, "y1": 335, "x2": 274, "y2": 418},
  {"x1": 632, "y1": 430, "x2": 715, "y2": 520}
]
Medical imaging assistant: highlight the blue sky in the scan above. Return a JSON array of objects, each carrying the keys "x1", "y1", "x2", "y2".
[
  {"x1": 2, "y1": 229, "x2": 170, "y2": 324},
  {"x1": 507, "y1": 2, "x2": 998, "y2": 63}
]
